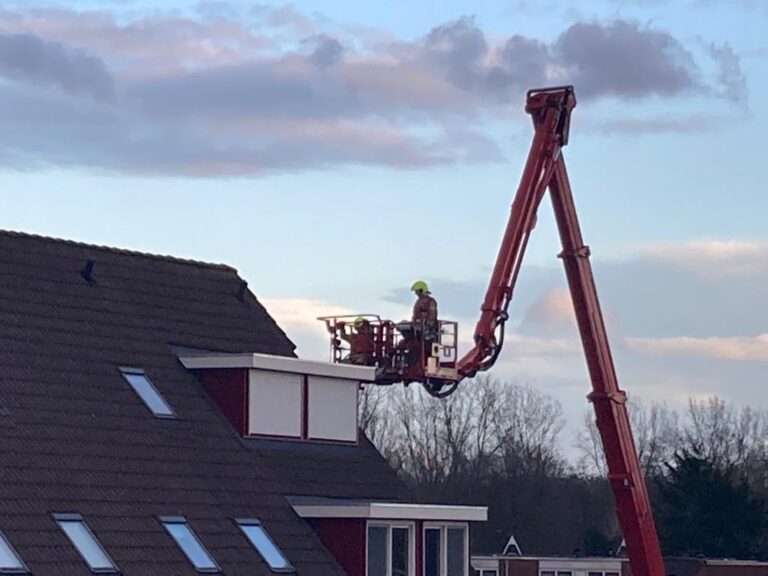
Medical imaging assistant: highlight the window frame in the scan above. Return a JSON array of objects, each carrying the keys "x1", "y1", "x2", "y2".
[
  {"x1": 0, "y1": 530, "x2": 28, "y2": 575},
  {"x1": 53, "y1": 513, "x2": 118, "y2": 574},
  {"x1": 160, "y1": 516, "x2": 220, "y2": 573},
  {"x1": 119, "y1": 367, "x2": 176, "y2": 418},
  {"x1": 366, "y1": 521, "x2": 415, "y2": 576},
  {"x1": 236, "y1": 519, "x2": 294, "y2": 573},
  {"x1": 422, "y1": 522, "x2": 469, "y2": 576}
]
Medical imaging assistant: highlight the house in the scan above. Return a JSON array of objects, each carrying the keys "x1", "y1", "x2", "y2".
[
  {"x1": 0, "y1": 230, "x2": 486, "y2": 576},
  {"x1": 472, "y1": 554, "x2": 768, "y2": 576},
  {"x1": 471, "y1": 554, "x2": 622, "y2": 576}
]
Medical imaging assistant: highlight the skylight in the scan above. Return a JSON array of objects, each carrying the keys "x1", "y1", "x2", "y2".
[
  {"x1": 120, "y1": 368, "x2": 175, "y2": 417},
  {"x1": 0, "y1": 531, "x2": 27, "y2": 573},
  {"x1": 161, "y1": 518, "x2": 219, "y2": 572},
  {"x1": 237, "y1": 520, "x2": 293, "y2": 572},
  {"x1": 54, "y1": 515, "x2": 117, "y2": 573}
]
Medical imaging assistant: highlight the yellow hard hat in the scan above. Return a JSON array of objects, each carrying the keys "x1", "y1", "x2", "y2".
[
  {"x1": 354, "y1": 316, "x2": 366, "y2": 327},
  {"x1": 411, "y1": 280, "x2": 428, "y2": 293}
]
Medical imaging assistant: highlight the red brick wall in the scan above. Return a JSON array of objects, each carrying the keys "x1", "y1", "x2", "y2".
[{"x1": 500, "y1": 558, "x2": 539, "y2": 576}]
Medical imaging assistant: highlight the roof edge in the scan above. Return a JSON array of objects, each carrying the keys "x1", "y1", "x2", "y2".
[{"x1": 0, "y1": 229, "x2": 237, "y2": 271}]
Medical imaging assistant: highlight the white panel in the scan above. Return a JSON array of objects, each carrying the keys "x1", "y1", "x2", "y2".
[
  {"x1": 249, "y1": 370, "x2": 302, "y2": 437},
  {"x1": 308, "y1": 376, "x2": 358, "y2": 442}
]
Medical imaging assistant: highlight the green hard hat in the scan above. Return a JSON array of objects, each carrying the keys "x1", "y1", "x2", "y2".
[
  {"x1": 411, "y1": 280, "x2": 428, "y2": 293},
  {"x1": 353, "y1": 316, "x2": 366, "y2": 327}
]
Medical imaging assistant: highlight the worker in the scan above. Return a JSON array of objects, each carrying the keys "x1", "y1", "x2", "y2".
[
  {"x1": 338, "y1": 317, "x2": 375, "y2": 365},
  {"x1": 411, "y1": 280, "x2": 438, "y2": 341}
]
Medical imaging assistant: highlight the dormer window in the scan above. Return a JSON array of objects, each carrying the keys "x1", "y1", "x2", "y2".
[
  {"x1": 120, "y1": 368, "x2": 175, "y2": 418},
  {"x1": 0, "y1": 530, "x2": 27, "y2": 573},
  {"x1": 179, "y1": 352, "x2": 375, "y2": 444}
]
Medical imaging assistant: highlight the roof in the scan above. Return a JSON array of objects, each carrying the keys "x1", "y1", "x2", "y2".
[
  {"x1": 179, "y1": 351, "x2": 378, "y2": 381},
  {"x1": 288, "y1": 496, "x2": 487, "y2": 522},
  {"x1": 0, "y1": 230, "x2": 402, "y2": 575}
]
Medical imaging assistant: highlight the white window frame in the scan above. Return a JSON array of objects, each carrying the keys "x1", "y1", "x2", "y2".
[
  {"x1": 423, "y1": 522, "x2": 469, "y2": 576},
  {"x1": 366, "y1": 521, "x2": 415, "y2": 576}
]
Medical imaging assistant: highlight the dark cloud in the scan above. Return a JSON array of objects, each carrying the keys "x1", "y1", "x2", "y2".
[
  {"x1": 555, "y1": 21, "x2": 697, "y2": 99},
  {"x1": 708, "y1": 42, "x2": 747, "y2": 106},
  {"x1": 0, "y1": 32, "x2": 115, "y2": 102},
  {"x1": 0, "y1": 6, "x2": 749, "y2": 176},
  {"x1": 587, "y1": 114, "x2": 717, "y2": 134},
  {"x1": 306, "y1": 34, "x2": 344, "y2": 68}
]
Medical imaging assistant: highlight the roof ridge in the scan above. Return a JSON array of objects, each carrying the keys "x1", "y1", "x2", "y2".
[{"x1": 0, "y1": 229, "x2": 237, "y2": 272}]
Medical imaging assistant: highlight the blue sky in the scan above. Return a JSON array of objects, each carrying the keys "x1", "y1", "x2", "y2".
[{"x1": 1, "y1": 0, "x2": 767, "y2": 448}]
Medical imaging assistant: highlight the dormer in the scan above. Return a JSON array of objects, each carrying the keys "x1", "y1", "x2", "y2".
[{"x1": 179, "y1": 353, "x2": 376, "y2": 444}]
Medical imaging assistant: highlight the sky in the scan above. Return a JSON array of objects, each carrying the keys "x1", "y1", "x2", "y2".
[{"x1": 0, "y1": 0, "x2": 767, "y2": 451}]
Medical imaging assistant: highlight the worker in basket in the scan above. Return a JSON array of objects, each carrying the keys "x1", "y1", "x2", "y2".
[
  {"x1": 410, "y1": 280, "x2": 438, "y2": 341},
  {"x1": 396, "y1": 281, "x2": 439, "y2": 365},
  {"x1": 338, "y1": 316, "x2": 375, "y2": 366}
]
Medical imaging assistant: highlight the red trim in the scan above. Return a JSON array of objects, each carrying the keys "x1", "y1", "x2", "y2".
[
  {"x1": 245, "y1": 433, "x2": 357, "y2": 445},
  {"x1": 302, "y1": 374, "x2": 309, "y2": 440},
  {"x1": 241, "y1": 369, "x2": 249, "y2": 435},
  {"x1": 245, "y1": 432, "x2": 302, "y2": 440}
]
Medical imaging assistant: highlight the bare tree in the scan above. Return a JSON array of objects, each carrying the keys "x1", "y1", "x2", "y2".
[
  {"x1": 682, "y1": 397, "x2": 768, "y2": 485},
  {"x1": 574, "y1": 398, "x2": 679, "y2": 478},
  {"x1": 360, "y1": 375, "x2": 566, "y2": 499}
]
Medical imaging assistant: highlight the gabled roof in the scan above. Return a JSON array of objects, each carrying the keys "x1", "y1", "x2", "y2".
[{"x1": 0, "y1": 230, "x2": 402, "y2": 575}]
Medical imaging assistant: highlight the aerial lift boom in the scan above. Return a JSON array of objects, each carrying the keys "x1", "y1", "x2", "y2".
[{"x1": 321, "y1": 86, "x2": 665, "y2": 576}]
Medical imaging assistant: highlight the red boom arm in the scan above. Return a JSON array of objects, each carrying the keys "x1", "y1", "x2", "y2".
[{"x1": 458, "y1": 86, "x2": 665, "y2": 576}]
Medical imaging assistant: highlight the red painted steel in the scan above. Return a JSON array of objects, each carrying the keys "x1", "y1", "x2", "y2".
[
  {"x1": 308, "y1": 518, "x2": 367, "y2": 576},
  {"x1": 459, "y1": 86, "x2": 664, "y2": 576}
]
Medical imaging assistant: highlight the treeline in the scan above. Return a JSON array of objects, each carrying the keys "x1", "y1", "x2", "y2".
[{"x1": 360, "y1": 378, "x2": 768, "y2": 559}]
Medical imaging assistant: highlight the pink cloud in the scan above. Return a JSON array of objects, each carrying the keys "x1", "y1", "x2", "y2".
[{"x1": 626, "y1": 334, "x2": 768, "y2": 360}]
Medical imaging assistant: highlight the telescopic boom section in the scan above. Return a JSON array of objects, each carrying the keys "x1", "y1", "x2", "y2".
[{"x1": 458, "y1": 86, "x2": 666, "y2": 576}]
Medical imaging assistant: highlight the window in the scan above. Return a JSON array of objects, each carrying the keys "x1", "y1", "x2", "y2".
[
  {"x1": 54, "y1": 514, "x2": 117, "y2": 573},
  {"x1": 480, "y1": 571, "x2": 498, "y2": 576},
  {"x1": 424, "y1": 528, "x2": 441, "y2": 576},
  {"x1": 0, "y1": 531, "x2": 27, "y2": 573},
  {"x1": 557, "y1": 572, "x2": 572, "y2": 576},
  {"x1": 237, "y1": 520, "x2": 293, "y2": 572},
  {"x1": 307, "y1": 376, "x2": 358, "y2": 442},
  {"x1": 588, "y1": 572, "x2": 603, "y2": 576},
  {"x1": 540, "y1": 572, "x2": 555, "y2": 576},
  {"x1": 249, "y1": 370, "x2": 303, "y2": 437},
  {"x1": 161, "y1": 517, "x2": 219, "y2": 572},
  {"x1": 247, "y1": 370, "x2": 359, "y2": 443},
  {"x1": 423, "y1": 524, "x2": 467, "y2": 576},
  {"x1": 367, "y1": 523, "x2": 413, "y2": 576},
  {"x1": 120, "y1": 368, "x2": 175, "y2": 417}
]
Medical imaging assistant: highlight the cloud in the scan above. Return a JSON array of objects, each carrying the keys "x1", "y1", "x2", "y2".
[
  {"x1": 0, "y1": 32, "x2": 115, "y2": 102},
  {"x1": 554, "y1": 21, "x2": 698, "y2": 99},
  {"x1": 707, "y1": 42, "x2": 748, "y2": 106},
  {"x1": 627, "y1": 334, "x2": 768, "y2": 360},
  {"x1": 519, "y1": 288, "x2": 577, "y2": 337},
  {"x1": 0, "y1": 6, "x2": 749, "y2": 175},
  {"x1": 640, "y1": 239, "x2": 768, "y2": 277},
  {"x1": 587, "y1": 114, "x2": 717, "y2": 134},
  {"x1": 261, "y1": 297, "x2": 355, "y2": 359}
]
